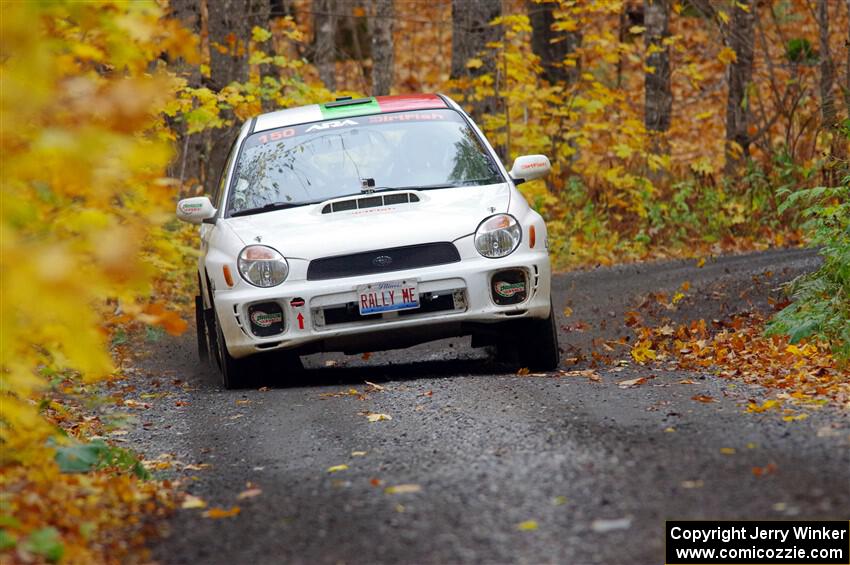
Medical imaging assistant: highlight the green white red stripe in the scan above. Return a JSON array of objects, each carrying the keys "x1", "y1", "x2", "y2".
[{"x1": 254, "y1": 94, "x2": 448, "y2": 132}]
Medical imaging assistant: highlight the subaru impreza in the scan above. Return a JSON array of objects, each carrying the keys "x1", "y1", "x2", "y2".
[{"x1": 177, "y1": 94, "x2": 559, "y2": 388}]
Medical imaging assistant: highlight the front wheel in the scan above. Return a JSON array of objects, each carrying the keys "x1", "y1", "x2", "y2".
[
  {"x1": 195, "y1": 295, "x2": 209, "y2": 363},
  {"x1": 213, "y1": 312, "x2": 255, "y2": 389},
  {"x1": 519, "y1": 302, "x2": 560, "y2": 371},
  {"x1": 212, "y1": 311, "x2": 304, "y2": 389},
  {"x1": 499, "y1": 301, "x2": 561, "y2": 371}
]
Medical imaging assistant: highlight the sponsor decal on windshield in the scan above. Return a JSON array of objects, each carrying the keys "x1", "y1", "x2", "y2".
[
  {"x1": 305, "y1": 119, "x2": 360, "y2": 132},
  {"x1": 367, "y1": 112, "x2": 447, "y2": 123}
]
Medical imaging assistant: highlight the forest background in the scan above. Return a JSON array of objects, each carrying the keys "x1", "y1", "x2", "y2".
[{"x1": 1, "y1": 0, "x2": 848, "y2": 562}]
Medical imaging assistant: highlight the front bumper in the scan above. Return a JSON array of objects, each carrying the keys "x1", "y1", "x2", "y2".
[{"x1": 214, "y1": 247, "x2": 552, "y2": 359}]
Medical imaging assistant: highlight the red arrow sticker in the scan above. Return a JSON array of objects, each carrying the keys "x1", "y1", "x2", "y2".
[{"x1": 296, "y1": 312, "x2": 304, "y2": 330}]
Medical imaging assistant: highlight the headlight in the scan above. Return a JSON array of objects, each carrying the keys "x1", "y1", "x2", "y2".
[
  {"x1": 238, "y1": 245, "x2": 289, "y2": 287},
  {"x1": 474, "y1": 214, "x2": 521, "y2": 258}
]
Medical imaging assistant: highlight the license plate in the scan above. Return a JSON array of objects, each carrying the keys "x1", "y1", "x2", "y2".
[{"x1": 357, "y1": 279, "x2": 419, "y2": 315}]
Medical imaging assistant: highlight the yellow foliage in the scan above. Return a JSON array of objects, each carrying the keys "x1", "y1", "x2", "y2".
[{"x1": 0, "y1": 1, "x2": 196, "y2": 560}]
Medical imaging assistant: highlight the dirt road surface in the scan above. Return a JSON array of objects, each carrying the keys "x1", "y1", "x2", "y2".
[{"x1": 125, "y1": 248, "x2": 848, "y2": 564}]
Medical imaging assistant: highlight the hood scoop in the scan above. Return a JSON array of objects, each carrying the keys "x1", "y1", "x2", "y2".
[{"x1": 321, "y1": 192, "x2": 420, "y2": 214}]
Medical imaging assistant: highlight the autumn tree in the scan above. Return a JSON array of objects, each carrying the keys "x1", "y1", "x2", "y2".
[
  {"x1": 369, "y1": 0, "x2": 394, "y2": 96},
  {"x1": 369, "y1": 0, "x2": 394, "y2": 95},
  {"x1": 528, "y1": 0, "x2": 580, "y2": 85},
  {"x1": 450, "y1": 0, "x2": 502, "y2": 116},
  {"x1": 817, "y1": 0, "x2": 836, "y2": 129},
  {"x1": 723, "y1": 0, "x2": 755, "y2": 173},
  {"x1": 206, "y1": 0, "x2": 271, "y2": 188},
  {"x1": 644, "y1": 0, "x2": 672, "y2": 136},
  {"x1": 314, "y1": 0, "x2": 338, "y2": 90},
  {"x1": 846, "y1": 0, "x2": 850, "y2": 114},
  {"x1": 166, "y1": 0, "x2": 209, "y2": 190},
  {"x1": 689, "y1": 0, "x2": 755, "y2": 172}
]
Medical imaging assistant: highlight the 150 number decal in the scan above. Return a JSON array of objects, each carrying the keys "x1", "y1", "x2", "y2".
[{"x1": 257, "y1": 128, "x2": 296, "y2": 144}]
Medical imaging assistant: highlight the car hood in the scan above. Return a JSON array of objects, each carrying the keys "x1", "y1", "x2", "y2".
[{"x1": 224, "y1": 183, "x2": 511, "y2": 259}]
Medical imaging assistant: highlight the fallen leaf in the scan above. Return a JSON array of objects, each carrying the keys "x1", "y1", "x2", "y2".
[
  {"x1": 181, "y1": 494, "x2": 207, "y2": 509},
  {"x1": 516, "y1": 520, "x2": 538, "y2": 531},
  {"x1": 351, "y1": 451, "x2": 367, "y2": 457},
  {"x1": 385, "y1": 484, "x2": 421, "y2": 494},
  {"x1": 183, "y1": 463, "x2": 209, "y2": 471},
  {"x1": 720, "y1": 447, "x2": 736, "y2": 455},
  {"x1": 517, "y1": 367, "x2": 530, "y2": 376},
  {"x1": 203, "y1": 506, "x2": 240, "y2": 519},
  {"x1": 591, "y1": 517, "x2": 632, "y2": 533},
  {"x1": 327, "y1": 464, "x2": 349, "y2": 473},
  {"x1": 681, "y1": 480, "x2": 704, "y2": 489},
  {"x1": 370, "y1": 478, "x2": 382, "y2": 487},
  {"x1": 361, "y1": 352, "x2": 372, "y2": 361},
  {"x1": 365, "y1": 412, "x2": 392, "y2": 422},
  {"x1": 752, "y1": 463, "x2": 777, "y2": 477},
  {"x1": 696, "y1": 257, "x2": 706, "y2": 268},
  {"x1": 691, "y1": 394, "x2": 716, "y2": 403},
  {"x1": 618, "y1": 377, "x2": 646, "y2": 389},
  {"x1": 563, "y1": 306, "x2": 573, "y2": 317},
  {"x1": 364, "y1": 381, "x2": 384, "y2": 391},
  {"x1": 237, "y1": 488, "x2": 262, "y2": 500},
  {"x1": 664, "y1": 427, "x2": 676, "y2": 433},
  {"x1": 552, "y1": 496, "x2": 568, "y2": 506}
]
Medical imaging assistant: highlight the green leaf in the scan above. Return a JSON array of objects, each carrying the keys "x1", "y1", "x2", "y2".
[
  {"x1": 25, "y1": 527, "x2": 63, "y2": 563},
  {"x1": 55, "y1": 441, "x2": 108, "y2": 473},
  {"x1": 0, "y1": 530, "x2": 17, "y2": 551}
]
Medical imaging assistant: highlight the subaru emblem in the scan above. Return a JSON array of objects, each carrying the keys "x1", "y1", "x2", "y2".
[{"x1": 373, "y1": 255, "x2": 393, "y2": 267}]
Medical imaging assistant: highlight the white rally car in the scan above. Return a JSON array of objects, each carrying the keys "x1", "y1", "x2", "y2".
[{"x1": 177, "y1": 94, "x2": 559, "y2": 388}]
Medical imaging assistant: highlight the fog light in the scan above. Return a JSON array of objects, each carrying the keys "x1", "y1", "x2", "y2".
[
  {"x1": 491, "y1": 269, "x2": 528, "y2": 305},
  {"x1": 248, "y1": 302, "x2": 285, "y2": 337}
]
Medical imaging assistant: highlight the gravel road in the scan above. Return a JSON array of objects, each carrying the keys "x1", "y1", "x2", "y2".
[{"x1": 127, "y1": 247, "x2": 849, "y2": 565}]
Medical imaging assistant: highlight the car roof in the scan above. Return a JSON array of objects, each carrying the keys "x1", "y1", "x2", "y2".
[{"x1": 253, "y1": 93, "x2": 450, "y2": 132}]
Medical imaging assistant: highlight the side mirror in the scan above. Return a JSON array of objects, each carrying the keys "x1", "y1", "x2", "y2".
[
  {"x1": 176, "y1": 197, "x2": 216, "y2": 225},
  {"x1": 509, "y1": 155, "x2": 551, "y2": 184}
]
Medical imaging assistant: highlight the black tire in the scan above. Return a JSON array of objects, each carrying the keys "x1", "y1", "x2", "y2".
[
  {"x1": 518, "y1": 301, "x2": 560, "y2": 371},
  {"x1": 195, "y1": 295, "x2": 209, "y2": 363},
  {"x1": 213, "y1": 312, "x2": 255, "y2": 389}
]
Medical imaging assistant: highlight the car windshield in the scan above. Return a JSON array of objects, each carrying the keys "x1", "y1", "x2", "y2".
[{"x1": 227, "y1": 109, "x2": 503, "y2": 215}]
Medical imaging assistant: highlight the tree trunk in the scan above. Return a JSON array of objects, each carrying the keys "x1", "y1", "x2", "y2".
[
  {"x1": 314, "y1": 0, "x2": 337, "y2": 90},
  {"x1": 817, "y1": 0, "x2": 836, "y2": 128},
  {"x1": 450, "y1": 0, "x2": 501, "y2": 118},
  {"x1": 644, "y1": 0, "x2": 671, "y2": 134},
  {"x1": 369, "y1": 0, "x2": 394, "y2": 96},
  {"x1": 450, "y1": 0, "x2": 501, "y2": 80},
  {"x1": 166, "y1": 0, "x2": 208, "y2": 195},
  {"x1": 845, "y1": 0, "x2": 850, "y2": 115},
  {"x1": 206, "y1": 0, "x2": 271, "y2": 189},
  {"x1": 528, "y1": 0, "x2": 581, "y2": 86},
  {"x1": 724, "y1": 0, "x2": 755, "y2": 174}
]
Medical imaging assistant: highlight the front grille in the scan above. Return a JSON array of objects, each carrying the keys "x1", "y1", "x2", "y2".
[{"x1": 307, "y1": 242, "x2": 461, "y2": 281}]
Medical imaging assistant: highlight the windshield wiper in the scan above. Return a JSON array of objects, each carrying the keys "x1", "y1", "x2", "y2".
[
  {"x1": 230, "y1": 200, "x2": 316, "y2": 217},
  {"x1": 388, "y1": 178, "x2": 503, "y2": 191}
]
